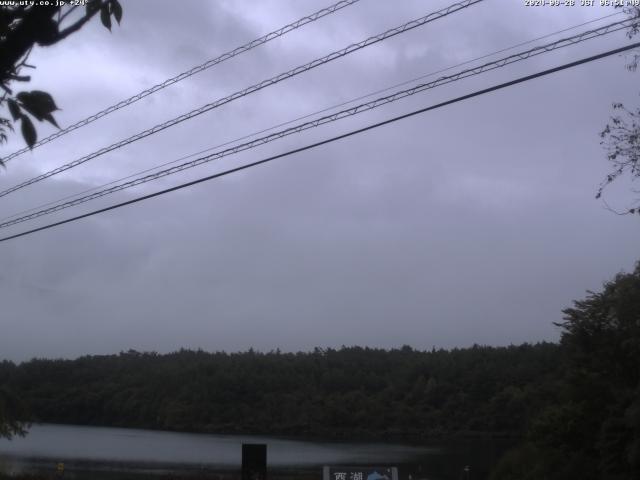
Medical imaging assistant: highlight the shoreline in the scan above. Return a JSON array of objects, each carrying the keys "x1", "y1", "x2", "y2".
[{"x1": 14, "y1": 422, "x2": 521, "y2": 447}]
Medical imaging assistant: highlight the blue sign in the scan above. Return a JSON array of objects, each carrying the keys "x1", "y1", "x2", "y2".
[{"x1": 323, "y1": 466, "x2": 398, "y2": 480}]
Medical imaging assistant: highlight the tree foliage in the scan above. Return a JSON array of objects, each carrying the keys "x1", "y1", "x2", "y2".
[
  {"x1": 0, "y1": 343, "x2": 561, "y2": 441},
  {"x1": 0, "y1": 0, "x2": 123, "y2": 163},
  {"x1": 0, "y1": 362, "x2": 29, "y2": 439},
  {"x1": 492, "y1": 262, "x2": 640, "y2": 480},
  {"x1": 599, "y1": 101, "x2": 640, "y2": 214},
  {"x1": 598, "y1": 6, "x2": 640, "y2": 213}
]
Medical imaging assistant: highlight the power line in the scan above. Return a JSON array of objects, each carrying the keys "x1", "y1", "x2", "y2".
[
  {"x1": 0, "y1": 17, "x2": 632, "y2": 230},
  {"x1": 0, "y1": 0, "x2": 485, "y2": 199},
  {"x1": 1, "y1": 10, "x2": 622, "y2": 225},
  {"x1": 1, "y1": 18, "x2": 631, "y2": 228},
  {"x1": 1, "y1": 0, "x2": 363, "y2": 163},
  {"x1": 1, "y1": 41, "x2": 637, "y2": 244}
]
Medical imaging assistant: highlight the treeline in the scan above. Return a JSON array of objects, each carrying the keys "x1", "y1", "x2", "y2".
[{"x1": 0, "y1": 343, "x2": 561, "y2": 440}]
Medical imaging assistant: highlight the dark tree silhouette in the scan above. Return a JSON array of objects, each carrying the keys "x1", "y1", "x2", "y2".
[
  {"x1": 0, "y1": 0, "x2": 122, "y2": 162},
  {"x1": 492, "y1": 262, "x2": 640, "y2": 480},
  {"x1": 0, "y1": 385, "x2": 28, "y2": 440},
  {"x1": 0, "y1": 344, "x2": 562, "y2": 441}
]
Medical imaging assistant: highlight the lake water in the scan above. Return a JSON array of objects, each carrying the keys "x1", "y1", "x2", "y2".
[{"x1": 0, "y1": 424, "x2": 511, "y2": 480}]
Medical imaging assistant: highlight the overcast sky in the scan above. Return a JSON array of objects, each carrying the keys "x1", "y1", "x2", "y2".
[{"x1": 0, "y1": 0, "x2": 638, "y2": 362}]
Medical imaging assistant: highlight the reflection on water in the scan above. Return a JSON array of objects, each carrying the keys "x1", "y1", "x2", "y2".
[
  {"x1": 0, "y1": 424, "x2": 432, "y2": 466},
  {"x1": 0, "y1": 424, "x2": 510, "y2": 480}
]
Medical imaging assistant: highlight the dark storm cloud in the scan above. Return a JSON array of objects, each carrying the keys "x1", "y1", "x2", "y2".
[{"x1": 0, "y1": 0, "x2": 638, "y2": 361}]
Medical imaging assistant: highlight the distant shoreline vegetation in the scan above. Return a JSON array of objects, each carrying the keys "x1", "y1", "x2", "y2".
[{"x1": 0, "y1": 343, "x2": 562, "y2": 441}]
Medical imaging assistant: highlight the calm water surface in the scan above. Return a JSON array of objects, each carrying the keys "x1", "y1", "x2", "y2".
[{"x1": 0, "y1": 424, "x2": 510, "y2": 480}]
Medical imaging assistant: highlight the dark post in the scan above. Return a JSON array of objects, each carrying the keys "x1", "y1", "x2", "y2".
[{"x1": 242, "y1": 443, "x2": 267, "y2": 480}]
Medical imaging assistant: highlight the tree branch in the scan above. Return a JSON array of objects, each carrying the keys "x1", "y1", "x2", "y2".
[
  {"x1": 55, "y1": 2, "x2": 106, "y2": 42},
  {"x1": 57, "y1": 5, "x2": 79, "y2": 26},
  {"x1": 0, "y1": 6, "x2": 58, "y2": 80}
]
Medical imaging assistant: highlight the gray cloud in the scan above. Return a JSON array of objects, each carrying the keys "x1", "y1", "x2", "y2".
[{"x1": 0, "y1": 0, "x2": 638, "y2": 361}]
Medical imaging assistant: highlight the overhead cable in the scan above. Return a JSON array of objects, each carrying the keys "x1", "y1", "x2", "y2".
[
  {"x1": 0, "y1": 0, "x2": 485, "y2": 198},
  {"x1": 1, "y1": 41, "x2": 637, "y2": 244},
  {"x1": 0, "y1": 17, "x2": 632, "y2": 230},
  {"x1": 0, "y1": 10, "x2": 622, "y2": 224}
]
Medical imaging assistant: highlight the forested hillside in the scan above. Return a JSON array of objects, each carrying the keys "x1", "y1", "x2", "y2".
[{"x1": 0, "y1": 343, "x2": 561, "y2": 440}]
